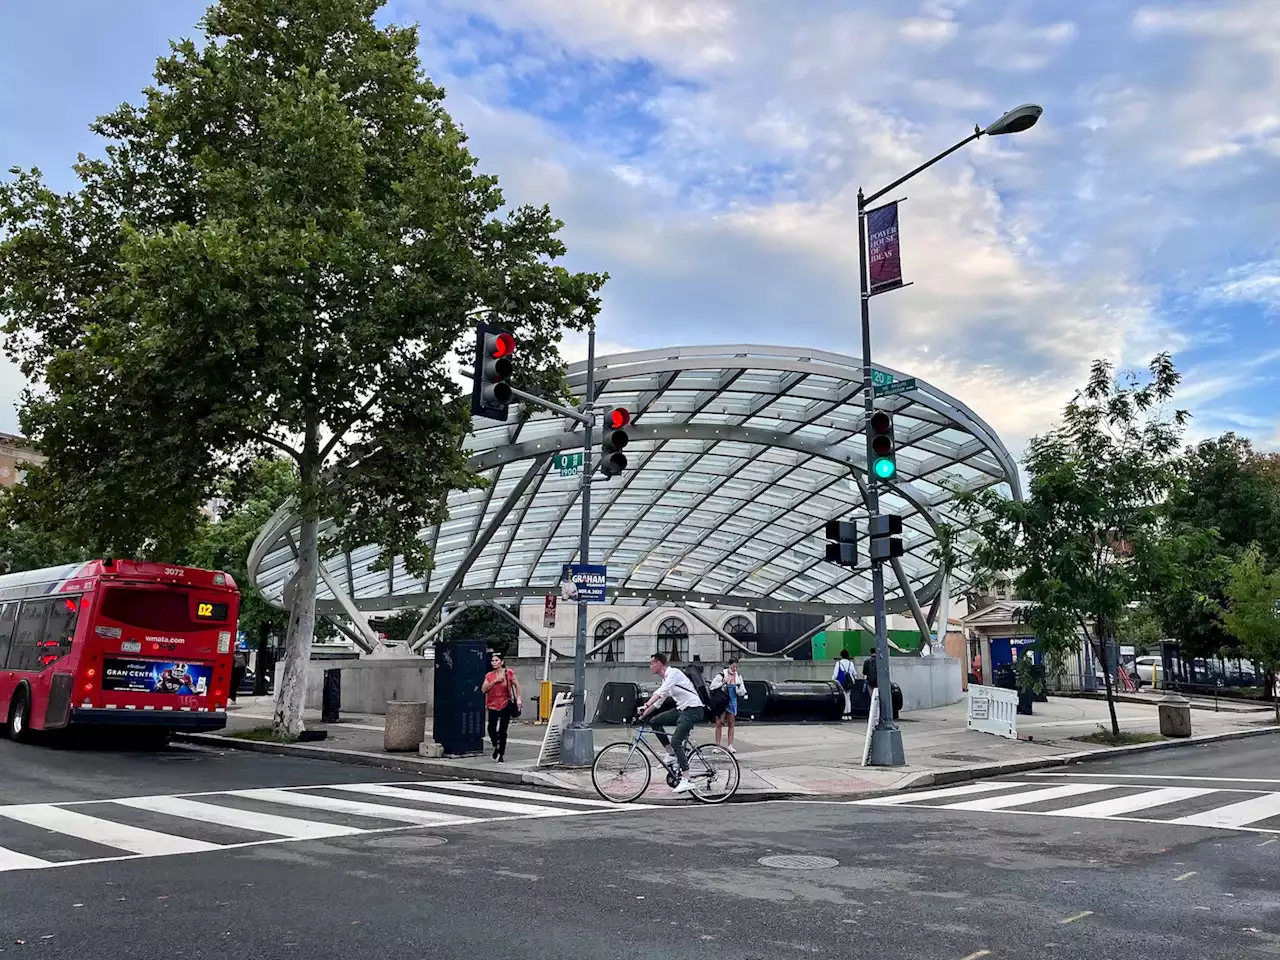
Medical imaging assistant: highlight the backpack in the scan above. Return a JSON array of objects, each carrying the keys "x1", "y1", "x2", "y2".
[
  {"x1": 682, "y1": 664, "x2": 729, "y2": 718},
  {"x1": 836, "y1": 663, "x2": 855, "y2": 692}
]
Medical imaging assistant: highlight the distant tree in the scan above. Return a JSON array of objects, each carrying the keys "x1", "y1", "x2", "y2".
[
  {"x1": 961, "y1": 355, "x2": 1189, "y2": 739},
  {"x1": 0, "y1": 0, "x2": 604, "y2": 736},
  {"x1": 1223, "y1": 545, "x2": 1280, "y2": 722},
  {"x1": 442, "y1": 605, "x2": 519, "y2": 657},
  {"x1": 1115, "y1": 603, "x2": 1164, "y2": 654},
  {"x1": 0, "y1": 490, "x2": 90, "y2": 573},
  {"x1": 370, "y1": 607, "x2": 422, "y2": 647}
]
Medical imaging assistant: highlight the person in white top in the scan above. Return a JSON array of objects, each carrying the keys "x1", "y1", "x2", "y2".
[
  {"x1": 637, "y1": 652, "x2": 706, "y2": 794},
  {"x1": 832, "y1": 648, "x2": 857, "y2": 719},
  {"x1": 709, "y1": 657, "x2": 748, "y2": 754}
]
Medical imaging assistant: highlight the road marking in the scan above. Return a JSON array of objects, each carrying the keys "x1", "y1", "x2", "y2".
[
  {"x1": 959, "y1": 951, "x2": 992, "y2": 960},
  {"x1": 0, "y1": 845, "x2": 51, "y2": 871},
  {"x1": 427, "y1": 781, "x2": 634, "y2": 808},
  {"x1": 0, "y1": 804, "x2": 220, "y2": 856},
  {"x1": 1176, "y1": 871, "x2": 1198, "y2": 881},
  {"x1": 856, "y1": 781, "x2": 1035, "y2": 806},
  {"x1": 1049, "y1": 787, "x2": 1217, "y2": 819},
  {"x1": 1258, "y1": 838, "x2": 1278, "y2": 847},
  {"x1": 943, "y1": 783, "x2": 1114, "y2": 812},
  {"x1": 1171, "y1": 793, "x2": 1280, "y2": 829},
  {"x1": 1060, "y1": 911, "x2": 1093, "y2": 925},
  {"x1": 114, "y1": 795, "x2": 367, "y2": 839},
  {"x1": 228, "y1": 788, "x2": 480, "y2": 825},
  {"x1": 1030, "y1": 773, "x2": 1280, "y2": 785},
  {"x1": 329, "y1": 782, "x2": 579, "y2": 817}
]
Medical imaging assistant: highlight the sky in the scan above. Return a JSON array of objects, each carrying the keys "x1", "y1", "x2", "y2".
[{"x1": 1, "y1": 0, "x2": 1278, "y2": 459}]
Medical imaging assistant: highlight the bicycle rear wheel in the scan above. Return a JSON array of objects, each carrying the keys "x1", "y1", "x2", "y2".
[
  {"x1": 687, "y1": 744, "x2": 740, "y2": 803},
  {"x1": 592, "y1": 742, "x2": 652, "y2": 803}
]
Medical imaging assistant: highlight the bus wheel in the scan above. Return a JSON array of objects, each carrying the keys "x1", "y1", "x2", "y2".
[{"x1": 7, "y1": 690, "x2": 32, "y2": 743}]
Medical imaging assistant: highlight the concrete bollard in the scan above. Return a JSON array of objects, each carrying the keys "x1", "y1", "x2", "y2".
[
  {"x1": 383, "y1": 700, "x2": 428, "y2": 752},
  {"x1": 1158, "y1": 694, "x2": 1192, "y2": 738}
]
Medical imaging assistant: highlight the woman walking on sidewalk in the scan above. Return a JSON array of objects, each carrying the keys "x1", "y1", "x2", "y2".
[
  {"x1": 711, "y1": 658, "x2": 748, "y2": 754},
  {"x1": 482, "y1": 652, "x2": 522, "y2": 763}
]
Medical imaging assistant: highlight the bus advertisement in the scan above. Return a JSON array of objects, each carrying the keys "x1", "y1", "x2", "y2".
[{"x1": 0, "y1": 558, "x2": 240, "y2": 742}]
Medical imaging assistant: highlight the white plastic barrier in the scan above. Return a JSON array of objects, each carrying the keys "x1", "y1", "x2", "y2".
[
  {"x1": 537, "y1": 691, "x2": 574, "y2": 767},
  {"x1": 967, "y1": 684, "x2": 1017, "y2": 740}
]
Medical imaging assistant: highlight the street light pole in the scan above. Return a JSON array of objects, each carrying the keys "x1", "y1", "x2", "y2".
[
  {"x1": 858, "y1": 104, "x2": 1042, "y2": 767},
  {"x1": 561, "y1": 322, "x2": 596, "y2": 765}
]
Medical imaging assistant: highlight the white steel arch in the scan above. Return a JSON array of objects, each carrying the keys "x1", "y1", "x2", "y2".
[{"x1": 247, "y1": 345, "x2": 1019, "y2": 622}]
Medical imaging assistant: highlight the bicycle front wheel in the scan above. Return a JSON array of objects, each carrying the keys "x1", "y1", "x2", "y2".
[
  {"x1": 687, "y1": 744, "x2": 740, "y2": 804},
  {"x1": 591, "y1": 742, "x2": 652, "y2": 803}
]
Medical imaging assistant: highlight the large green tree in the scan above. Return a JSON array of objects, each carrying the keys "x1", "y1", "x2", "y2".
[
  {"x1": 1223, "y1": 545, "x2": 1280, "y2": 722},
  {"x1": 961, "y1": 355, "x2": 1189, "y2": 738},
  {"x1": 0, "y1": 0, "x2": 605, "y2": 734}
]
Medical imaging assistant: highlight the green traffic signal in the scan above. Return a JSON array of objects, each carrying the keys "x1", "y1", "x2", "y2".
[{"x1": 873, "y1": 457, "x2": 896, "y2": 480}]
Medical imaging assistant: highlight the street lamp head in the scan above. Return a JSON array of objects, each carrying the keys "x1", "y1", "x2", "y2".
[{"x1": 983, "y1": 104, "x2": 1043, "y2": 137}]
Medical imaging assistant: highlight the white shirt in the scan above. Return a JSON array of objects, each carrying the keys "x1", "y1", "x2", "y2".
[
  {"x1": 652, "y1": 667, "x2": 705, "y2": 711},
  {"x1": 710, "y1": 670, "x2": 748, "y2": 697}
]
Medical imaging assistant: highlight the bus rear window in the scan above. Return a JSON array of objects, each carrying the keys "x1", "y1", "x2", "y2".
[{"x1": 99, "y1": 588, "x2": 225, "y2": 631}]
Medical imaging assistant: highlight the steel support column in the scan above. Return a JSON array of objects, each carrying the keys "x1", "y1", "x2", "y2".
[{"x1": 891, "y1": 557, "x2": 934, "y2": 653}]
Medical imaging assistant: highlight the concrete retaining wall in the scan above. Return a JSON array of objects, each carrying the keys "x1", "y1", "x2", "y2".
[{"x1": 302, "y1": 654, "x2": 963, "y2": 717}]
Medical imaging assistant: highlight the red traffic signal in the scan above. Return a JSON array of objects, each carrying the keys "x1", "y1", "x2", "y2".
[
  {"x1": 490, "y1": 331, "x2": 516, "y2": 359},
  {"x1": 471, "y1": 323, "x2": 517, "y2": 421},
  {"x1": 600, "y1": 408, "x2": 631, "y2": 478},
  {"x1": 606, "y1": 408, "x2": 631, "y2": 430}
]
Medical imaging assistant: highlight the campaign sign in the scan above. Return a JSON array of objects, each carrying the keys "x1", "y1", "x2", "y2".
[
  {"x1": 102, "y1": 658, "x2": 212, "y2": 696},
  {"x1": 559, "y1": 564, "x2": 607, "y2": 602}
]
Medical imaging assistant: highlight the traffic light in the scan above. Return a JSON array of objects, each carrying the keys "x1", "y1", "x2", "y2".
[
  {"x1": 600, "y1": 408, "x2": 631, "y2": 477},
  {"x1": 869, "y1": 514, "x2": 904, "y2": 561},
  {"x1": 470, "y1": 321, "x2": 516, "y2": 422},
  {"x1": 869, "y1": 410, "x2": 896, "y2": 481},
  {"x1": 824, "y1": 520, "x2": 858, "y2": 567}
]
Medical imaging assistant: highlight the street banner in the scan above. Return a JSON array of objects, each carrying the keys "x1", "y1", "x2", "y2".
[
  {"x1": 543, "y1": 593, "x2": 557, "y2": 628},
  {"x1": 867, "y1": 201, "x2": 904, "y2": 295},
  {"x1": 560, "y1": 563, "x2": 607, "y2": 602}
]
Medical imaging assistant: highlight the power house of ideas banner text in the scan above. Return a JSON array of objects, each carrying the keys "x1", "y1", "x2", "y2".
[{"x1": 867, "y1": 201, "x2": 904, "y2": 295}]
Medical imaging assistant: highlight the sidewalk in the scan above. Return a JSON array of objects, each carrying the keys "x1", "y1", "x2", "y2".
[{"x1": 199, "y1": 695, "x2": 1280, "y2": 801}]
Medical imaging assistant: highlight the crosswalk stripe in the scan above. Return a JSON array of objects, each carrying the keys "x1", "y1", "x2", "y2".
[
  {"x1": 0, "y1": 804, "x2": 220, "y2": 856},
  {"x1": 1170, "y1": 792, "x2": 1280, "y2": 829},
  {"x1": 1053, "y1": 787, "x2": 1219, "y2": 819},
  {"x1": 0, "y1": 845, "x2": 52, "y2": 872},
  {"x1": 330, "y1": 783, "x2": 573, "y2": 817},
  {"x1": 426, "y1": 781, "x2": 636, "y2": 808},
  {"x1": 228, "y1": 789, "x2": 480, "y2": 826},
  {"x1": 857, "y1": 781, "x2": 1035, "y2": 806},
  {"x1": 942, "y1": 783, "x2": 1115, "y2": 811},
  {"x1": 114, "y1": 795, "x2": 366, "y2": 840}
]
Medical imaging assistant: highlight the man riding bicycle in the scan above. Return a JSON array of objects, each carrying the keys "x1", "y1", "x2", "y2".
[{"x1": 637, "y1": 652, "x2": 705, "y2": 794}]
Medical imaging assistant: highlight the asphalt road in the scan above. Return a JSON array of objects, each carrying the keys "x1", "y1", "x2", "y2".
[{"x1": 3, "y1": 734, "x2": 1280, "y2": 959}]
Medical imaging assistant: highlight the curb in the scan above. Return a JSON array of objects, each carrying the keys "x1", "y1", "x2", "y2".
[
  {"x1": 905, "y1": 724, "x2": 1280, "y2": 791},
  {"x1": 172, "y1": 733, "x2": 804, "y2": 804},
  {"x1": 1061, "y1": 691, "x2": 1271, "y2": 714},
  {"x1": 175, "y1": 724, "x2": 1280, "y2": 804}
]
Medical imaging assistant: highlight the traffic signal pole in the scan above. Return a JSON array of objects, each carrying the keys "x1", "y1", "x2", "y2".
[
  {"x1": 560, "y1": 322, "x2": 597, "y2": 766},
  {"x1": 857, "y1": 188, "x2": 905, "y2": 767}
]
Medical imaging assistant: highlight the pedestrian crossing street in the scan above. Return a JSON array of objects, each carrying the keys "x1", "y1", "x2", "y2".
[
  {"x1": 0, "y1": 780, "x2": 648, "y2": 874},
  {"x1": 853, "y1": 775, "x2": 1280, "y2": 834}
]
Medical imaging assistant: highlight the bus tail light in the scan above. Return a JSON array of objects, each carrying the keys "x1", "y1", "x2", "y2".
[
  {"x1": 217, "y1": 632, "x2": 231, "y2": 654},
  {"x1": 83, "y1": 683, "x2": 93, "y2": 693}
]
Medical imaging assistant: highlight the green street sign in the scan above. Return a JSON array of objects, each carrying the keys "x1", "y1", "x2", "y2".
[
  {"x1": 553, "y1": 451, "x2": 584, "y2": 477},
  {"x1": 871, "y1": 369, "x2": 896, "y2": 387},
  {"x1": 874, "y1": 378, "x2": 917, "y2": 398}
]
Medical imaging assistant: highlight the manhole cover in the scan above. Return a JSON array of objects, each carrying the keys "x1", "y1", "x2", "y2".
[
  {"x1": 757, "y1": 855, "x2": 839, "y2": 870},
  {"x1": 935, "y1": 753, "x2": 991, "y2": 763},
  {"x1": 364, "y1": 836, "x2": 448, "y2": 851}
]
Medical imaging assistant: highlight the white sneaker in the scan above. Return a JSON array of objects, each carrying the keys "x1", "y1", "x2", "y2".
[
  {"x1": 726, "y1": 745, "x2": 736, "y2": 755},
  {"x1": 672, "y1": 778, "x2": 697, "y2": 794}
]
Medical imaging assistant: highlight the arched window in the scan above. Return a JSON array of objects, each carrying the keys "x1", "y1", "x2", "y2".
[
  {"x1": 721, "y1": 615, "x2": 755, "y2": 661},
  {"x1": 656, "y1": 617, "x2": 689, "y2": 663},
  {"x1": 592, "y1": 618, "x2": 623, "y2": 662}
]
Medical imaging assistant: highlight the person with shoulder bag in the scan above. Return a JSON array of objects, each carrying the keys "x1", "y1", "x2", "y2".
[
  {"x1": 481, "y1": 652, "x2": 522, "y2": 763},
  {"x1": 709, "y1": 657, "x2": 748, "y2": 754},
  {"x1": 832, "y1": 649, "x2": 857, "y2": 719}
]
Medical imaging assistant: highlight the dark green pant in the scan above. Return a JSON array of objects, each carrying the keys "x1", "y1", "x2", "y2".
[{"x1": 649, "y1": 706, "x2": 705, "y2": 771}]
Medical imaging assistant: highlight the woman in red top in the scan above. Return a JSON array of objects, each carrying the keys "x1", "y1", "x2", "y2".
[{"x1": 481, "y1": 652, "x2": 521, "y2": 763}]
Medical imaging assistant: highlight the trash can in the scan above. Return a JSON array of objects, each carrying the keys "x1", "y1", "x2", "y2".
[
  {"x1": 432, "y1": 639, "x2": 487, "y2": 755},
  {"x1": 1158, "y1": 694, "x2": 1192, "y2": 737},
  {"x1": 321, "y1": 668, "x2": 341, "y2": 723},
  {"x1": 384, "y1": 700, "x2": 428, "y2": 752}
]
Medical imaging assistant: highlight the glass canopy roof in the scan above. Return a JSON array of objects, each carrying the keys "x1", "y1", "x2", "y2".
[{"x1": 248, "y1": 345, "x2": 1020, "y2": 619}]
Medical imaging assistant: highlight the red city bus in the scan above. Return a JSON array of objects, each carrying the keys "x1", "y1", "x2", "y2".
[{"x1": 0, "y1": 558, "x2": 240, "y2": 742}]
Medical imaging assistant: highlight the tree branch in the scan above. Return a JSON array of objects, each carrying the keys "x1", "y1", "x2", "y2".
[
  {"x1": 319, "y1": 393, "x2": 380, "y2": 464},
  {"x1": 248, "y1": 430, "x2": 302, "y2": 463}
]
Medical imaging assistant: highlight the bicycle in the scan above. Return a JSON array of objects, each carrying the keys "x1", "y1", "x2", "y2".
[{"x1": 591, "y1": 720, "x2": 741, "y2": 804}]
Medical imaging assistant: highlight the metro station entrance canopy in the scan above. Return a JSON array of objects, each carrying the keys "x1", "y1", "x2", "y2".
[{"x1": 247, "y1": 345, "x2": 1020, "y2": 645}]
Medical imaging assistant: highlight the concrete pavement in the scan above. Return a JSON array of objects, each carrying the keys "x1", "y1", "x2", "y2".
[{"x1": 204, "y1": 694, "x2": 1280, "y2": 801}]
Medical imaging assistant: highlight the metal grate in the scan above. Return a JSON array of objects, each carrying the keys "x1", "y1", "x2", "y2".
[{"x1": 757, "y1": 855, "x2": 839, "y2": 869}]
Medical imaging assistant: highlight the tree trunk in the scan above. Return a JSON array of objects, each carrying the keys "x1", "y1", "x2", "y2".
[
  {"x1": 1273, "y1": 669, "x2": 1278, "y2": 725},
  {"x1": 272, "y1": 511, "x2": 319, "y2": 736},
  {"x1": 253, "y1": 622, "x2": 271, "y2": 697},
  {"x1": 1099, "y1": 638, "x2": 1120, "y2": 739}
]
